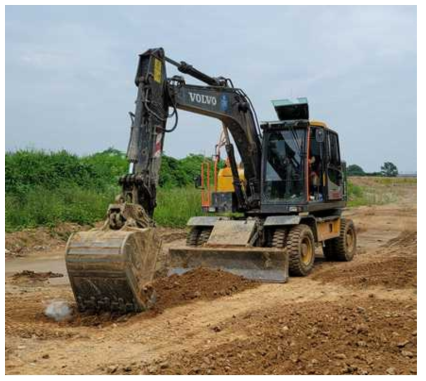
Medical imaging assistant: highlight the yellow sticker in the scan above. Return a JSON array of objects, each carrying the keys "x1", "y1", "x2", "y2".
[{"x1": 153, "y1": 58, "x2": 162, "y2": 83}]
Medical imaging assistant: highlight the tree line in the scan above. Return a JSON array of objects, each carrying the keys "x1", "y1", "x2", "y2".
[
  {"x1": 347, "y1": 162, "x2": 399, "y2": 177},
  {"x1": 5, "y1": 148, "x2": 211, "y2": 196}
]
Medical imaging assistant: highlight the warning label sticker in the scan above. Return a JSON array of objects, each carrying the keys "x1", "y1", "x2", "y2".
[{"x1": 153, "y1": 58, "x2": 162, "y2": 83}]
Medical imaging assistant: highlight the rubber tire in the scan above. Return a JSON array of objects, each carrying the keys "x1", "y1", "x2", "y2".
[
  {"x1": 323, "y1": 219, "x2": 357, "y2": 261},
  {"x1": 186, "y1": 227, "x2": 212, "y2": 246},
  {"x1": 186, "y1": 227, "x2": 200, "y2": 246},
  {"x1": 198, "y1": 227, "x2": 213, "y2": 246},
  {"x1": 286, "y1": 224, "x2": 316, "y2": 276},
  {"x1": 270, "y1": 228, "x2": 287, "y2": 248}
]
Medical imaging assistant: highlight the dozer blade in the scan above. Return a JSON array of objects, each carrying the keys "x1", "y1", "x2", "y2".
[
  {"x1": 65, "y1": 228, "x2": 161, "y2": 313},
  {"x1": 168, "y1": 246, "x2": 289, "y2": 283}
]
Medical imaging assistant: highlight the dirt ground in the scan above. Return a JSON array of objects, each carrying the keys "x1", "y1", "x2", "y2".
[{"x1": 5, "y1": 178, "x2": 417, "y2": 375}]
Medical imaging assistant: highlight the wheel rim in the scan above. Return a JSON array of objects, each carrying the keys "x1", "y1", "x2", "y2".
[
  {"x1": 301, "y1": 237, "x2": 313, "y2": 265},
  {"x1": 346, "y1": 228, "x2": 355, "y2": 252}
]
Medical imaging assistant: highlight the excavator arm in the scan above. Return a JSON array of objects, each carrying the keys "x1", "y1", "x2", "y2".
[{"x1": 122, "y1": 47, "x2": 262, "y2": 218}]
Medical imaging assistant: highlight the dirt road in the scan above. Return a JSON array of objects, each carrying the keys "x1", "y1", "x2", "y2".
[{"x1": 5, "y1": 182, "x2": 417, "y2": 375}]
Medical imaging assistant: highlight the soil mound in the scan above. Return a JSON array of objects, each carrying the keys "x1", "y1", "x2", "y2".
[
  {"x1": 384, "y1": 230, "x2": 417, "y2": 249},
  {"x1": 151, "y1": 268, "x2": 259, "y2": 312},
  {"x1": 312, "y1": 232, "x2": 417, "y2": 289},
  {"x1": 140, "y1": 298, "x2": 417, "y2": 375},
  {"x1": 11, "y1": 270, "x2": 64, "y2": 284},
  {"x1": 5, "y1": 223, "x2": 86, "y2": 257}
]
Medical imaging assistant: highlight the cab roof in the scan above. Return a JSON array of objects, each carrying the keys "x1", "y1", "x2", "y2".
[
  {"x1": 310, "y1": 120, "x2": 328, "y2": 129},
  {"x1": 266, "y1": 99, "x2": 335, "y2": 132},
  {"x1": 272, "y1": 98, "x2": 309, "y2": 121},
  {"x1": 260, "y1": 119, "x2": 336, "y2": 133}
]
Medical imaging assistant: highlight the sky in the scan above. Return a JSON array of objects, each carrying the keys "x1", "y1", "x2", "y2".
[{"x1": 5, "y1": 5, "x2": 417, "y2": 173}]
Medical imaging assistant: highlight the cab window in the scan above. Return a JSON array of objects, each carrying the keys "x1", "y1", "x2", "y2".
[
  {"x1": 328, "y1": 132, "x2": 341, "y2": 166},
  {"x1": 263, "y1": 128, "x2": 306, "y2": 203},
  {"x1": 326, "y1": 131, "x2": 343, "y2": 200}
]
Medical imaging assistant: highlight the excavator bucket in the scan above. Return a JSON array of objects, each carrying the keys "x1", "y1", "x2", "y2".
[
  {"x1": 169, "y1": 246, "x2": 289, "y2": 283},
  {"x1": 65, "y1": 227, "x2": 161, "y2": 313}
]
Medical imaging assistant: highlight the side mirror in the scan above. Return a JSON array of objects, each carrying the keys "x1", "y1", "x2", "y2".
[
  {"x1": 315, "y1": 128, "x2": 325, "y2": 143},
  {"x1": 194, "y1": 175, "x2": 202, "y2": 188}
]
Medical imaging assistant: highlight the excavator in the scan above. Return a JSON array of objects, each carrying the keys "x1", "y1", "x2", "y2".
[{"x1": 65, "y1": 48, "x2": 357, "y2": 313}]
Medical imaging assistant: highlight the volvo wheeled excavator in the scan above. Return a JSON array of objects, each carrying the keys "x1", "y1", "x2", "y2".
[{"x1": 65, "y1": 48, "x2": 357, "y2": 313}]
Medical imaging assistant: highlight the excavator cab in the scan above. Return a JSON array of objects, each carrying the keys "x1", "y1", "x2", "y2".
[
  {"x1": 260, "y1": 98, "x2": 346, "y2": 214},
  {"x1": 203, "y1": 99, "x2": 346, "y2": 215}
]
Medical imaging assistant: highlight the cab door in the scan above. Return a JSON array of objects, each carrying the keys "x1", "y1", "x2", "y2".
[
  {"x1": 308, "y1": 126, "x2": 326, "y2": 202},
  {"x1": 326, "y1": 131, "x2": 344, "y2": 200}
]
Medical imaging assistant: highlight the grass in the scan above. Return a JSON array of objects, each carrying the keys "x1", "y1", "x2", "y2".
[
  {"x1": 347, "y1": 189, "x2": 397, "y2": 207},
  {"x1": 155, "y1": 187, "x2": 202, "y2": 227},
  {"x1": 6, "y1": 181, "x2": 378, "y2": 232},
  {"x1": 5, "y1": 186, "x2": 117, "y2": 232},
  {"x1": 346, "y1": 177, "x2": 412, "y2": 207},
  {"x1": 374, "y1": 177, "x2": 417, "y2": 185},
  {"x1": 6, "y1": 180, "x2": 404, "y2": 232},
  {"x1": 5, "y1": 185, "x2": 203, "y2": 232},
  {"x1": 347, "y1": 181, "x2": 375, "y2": 207}
]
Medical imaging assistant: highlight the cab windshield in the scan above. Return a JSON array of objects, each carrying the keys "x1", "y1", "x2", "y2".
[{"x1": 263, "y1": 128, "x2": 306, "y2": 203}]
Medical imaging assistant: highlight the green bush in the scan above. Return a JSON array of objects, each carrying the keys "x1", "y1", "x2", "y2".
[
  {"x1": 5, "y1": 149, "x2": 209, "y2": 194},
  {"x1": 347, "y1": 181, "x2": 367, "y2": 207},
  {"x1": 5, "y1": 148, "x2": 125, "y2": 195},
  {"x1": 5, "y1": 148, "x2": 210, "y2": 231},
  {"x1": 347, "y1": 164, "x2": 365, "y2": 176}
]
